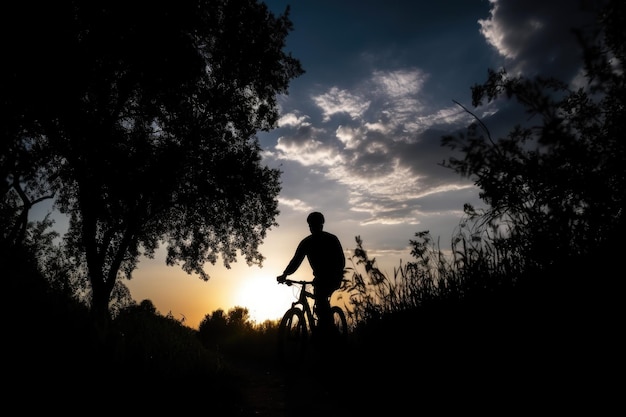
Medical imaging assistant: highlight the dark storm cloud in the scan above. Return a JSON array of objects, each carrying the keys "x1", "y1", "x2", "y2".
[{"x1": 479, "y1": 0, "x2": 606, "y2": 81}]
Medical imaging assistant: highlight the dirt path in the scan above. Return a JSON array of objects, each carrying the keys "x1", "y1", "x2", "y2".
[
  {"x1": 229, "y1": 355, "x2": 289, "y2": 416},
  {"x1": 226, "y1": 350, "x2": 352, "y2": 417}
]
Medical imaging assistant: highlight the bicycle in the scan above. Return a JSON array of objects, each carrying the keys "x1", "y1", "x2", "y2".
[{"x1": 276, "y1": 278, "x2": 348, "y2": 365}]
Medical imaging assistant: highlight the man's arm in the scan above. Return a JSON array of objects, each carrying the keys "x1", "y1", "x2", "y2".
[{"x1": 277, "y1": 239, "x2": 308, "y2": 282}]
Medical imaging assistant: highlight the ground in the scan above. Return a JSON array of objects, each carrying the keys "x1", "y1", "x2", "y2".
[{"x1": 227, "y1": 349, "x2": 353, "y2": 417}]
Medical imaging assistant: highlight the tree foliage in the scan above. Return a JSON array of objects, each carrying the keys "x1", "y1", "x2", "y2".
[
  {"x1": 1, "y1": 1, "x2": 304, "y2": 322},
  {"x1": 441, "y1": 0, "x2": 624, "y2": 275},
  {"x1": 198, "y1": 306, "x2": 253, "y2": 348}
]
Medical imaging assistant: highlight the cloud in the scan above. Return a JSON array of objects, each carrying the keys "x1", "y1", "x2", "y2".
[
  {"x1": 312, "y1": 87, "x2": 370, "y2": 122},
  {"x1": 371, "y1": 69, "x2": 426, "y2": 98},
  {"x1": 478, "y1": 0, "x2": 605, "y2": 81},
  {"x1": 277, "y1": 197, "x2": 312, "y2": 213},
  {"x1": 278, "y1": 112, "x2": 311, "y2": 128},
  {"x1": 267, "y1": 67, "x2": 478, "y2": 226},
  {"x1": 275, "y1": 136, "x2": 344, "y2": 168}
]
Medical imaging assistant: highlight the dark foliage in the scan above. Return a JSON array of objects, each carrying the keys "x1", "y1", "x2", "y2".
[
  {"x1": 1, "y1": 1, "x2": 304, "y2": 324},
  {"x1": 441, "y1": 0, "x2": 625, "y2": 284}
]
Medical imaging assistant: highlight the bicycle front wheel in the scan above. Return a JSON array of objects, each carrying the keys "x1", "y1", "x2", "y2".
[
  {"x1": 331, "y1": 306, "x2": 348, "y2": 336},
  {"x1": 277, "y1": 307, "x2": 308, "y2": 365}
]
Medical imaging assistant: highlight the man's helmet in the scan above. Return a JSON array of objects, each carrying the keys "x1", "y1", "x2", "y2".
[{"x1": 307, "y1": 211, "x2": 325, "y2": 226}]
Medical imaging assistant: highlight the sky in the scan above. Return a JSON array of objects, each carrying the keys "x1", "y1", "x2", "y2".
[{"x1": 36, "y1": 0, "x2": 604, "y2": 329}]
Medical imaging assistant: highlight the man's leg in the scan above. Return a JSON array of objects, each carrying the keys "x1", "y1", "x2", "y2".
[
  {"x1": 316, "y1": 296, "x2": 333, "y2": 333},
  {"x1": 313, "y1": 280, "x2": 334, "y2": 336}
]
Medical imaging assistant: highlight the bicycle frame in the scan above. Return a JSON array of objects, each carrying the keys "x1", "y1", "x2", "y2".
[{"x1": 283, "y1": 279, "x2": 318, "y2": 332}]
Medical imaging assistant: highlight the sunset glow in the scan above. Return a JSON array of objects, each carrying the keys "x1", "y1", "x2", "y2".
[{"x1": 233, "y1": 273, "x2": 307, "y2": 324}]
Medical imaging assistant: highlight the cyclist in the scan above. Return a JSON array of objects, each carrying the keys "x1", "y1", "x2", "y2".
[{"x1": 277, "y1": 212, "x2": 345, "y2": 340}]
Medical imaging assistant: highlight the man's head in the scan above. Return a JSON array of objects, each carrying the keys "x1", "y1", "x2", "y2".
[{"x1": 307, "y1": 211, "x2": 325, "y2": 233}]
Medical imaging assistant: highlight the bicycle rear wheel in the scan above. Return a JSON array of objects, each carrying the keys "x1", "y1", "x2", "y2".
[
  {"x1": 331, "y1": 306, "x2": 348, "y2": 336},
  {"x1": 277, "y1": 307, "x2": 308, "y2": 365}
]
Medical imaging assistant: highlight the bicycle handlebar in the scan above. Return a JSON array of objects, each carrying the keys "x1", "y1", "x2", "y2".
[{"x1": 277, "y1": 277, "x2": 312, "y2": 287}]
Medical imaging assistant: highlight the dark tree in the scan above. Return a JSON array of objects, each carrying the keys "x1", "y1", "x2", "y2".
[
  {"x1": 442, "y1": 0, "x2": 624, "y2": 277},
  {"x1": 198, "y1": 309, "x2": 229, "y2": 347},
  {"x1": 1, "y1": 1, "x2": 304, "y2": 325}
]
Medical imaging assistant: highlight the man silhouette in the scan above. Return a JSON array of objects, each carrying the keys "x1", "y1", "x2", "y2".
[{"x1": 277, "y1": 212, "x2": 345, "y2": 338}]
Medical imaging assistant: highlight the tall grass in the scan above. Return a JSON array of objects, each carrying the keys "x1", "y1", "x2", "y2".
[{"x1": 339, "y1": 216, "x2": 526, "y2": 335}]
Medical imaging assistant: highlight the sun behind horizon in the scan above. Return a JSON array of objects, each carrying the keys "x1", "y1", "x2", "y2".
[{"x1": 233, "y1": 272, "x2": 308, "y2": 323}]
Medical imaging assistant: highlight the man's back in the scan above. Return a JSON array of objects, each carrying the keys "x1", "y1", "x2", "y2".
[{"x1": 299, "y1": 230, "x2": 345, "y2": 279}]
